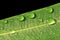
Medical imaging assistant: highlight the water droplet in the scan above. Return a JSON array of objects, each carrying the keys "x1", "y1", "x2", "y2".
[
  {"x1": 4, "y1": 20, "x2": 8, "y2": 24},
  {"x1": 47, "y1": 8, "x2": 53, "y2": 13},
  {"x1": 19, "y1": 15, "x2": 25, "y2": 21},
  {"x1": 27, "y1": 13, "x2": 35, "y2": 19},
  {"x1": 46, "y1": 18, "x2": 56, "y2": 25},
  {"x1": 7, "y1": 19, "x2": 14, "y2": 23},
  {"x1": 0, "y1": 27, "x2": 4, "y2": 30},
  {"x1": 10, "y1": 20, "x2": 13, "y2": 22}
]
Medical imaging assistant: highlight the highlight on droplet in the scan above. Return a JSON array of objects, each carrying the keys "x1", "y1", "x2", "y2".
[
  {"x1": 27, "y1": 13, "x2": 35, "y2": 19},
  {"x1": 46, "y1": 18, "x2": 56, "y2": 25},
  {"x1": 47, "y1": 7, "x2": 53, "y2": 13},
  {"x1": 18, "y1": 15, "x2": 25, "y2": 21},
  {"x1": 4, "y1": 20, "x2": 8, "y2": 24}
]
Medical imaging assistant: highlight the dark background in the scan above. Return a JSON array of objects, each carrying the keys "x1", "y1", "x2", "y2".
[{"x1": 0, "y1": 0, "x2": 59, "y2": 20}]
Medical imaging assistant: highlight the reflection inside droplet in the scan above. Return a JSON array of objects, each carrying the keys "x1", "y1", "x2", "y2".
[
  {"x1": 27, "y1": 13, "x2": 35, "y2": 19},
  {"x1": 4, "y1": 20, "x2": 8, "y2": 24},
  {"x1": 47, "y1": 8, "x2": 53, "y2": 13},
  {"x1": 19, "y1": 15, "x2": 25, "y2": 21},
  {"x1": 46, "y1": 18, "x2": 56, "y2": 25}
]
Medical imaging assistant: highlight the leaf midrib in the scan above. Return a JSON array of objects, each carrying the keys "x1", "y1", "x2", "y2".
[{"x1": 0, "y1": 19, "x2": 60, "y2": 36}]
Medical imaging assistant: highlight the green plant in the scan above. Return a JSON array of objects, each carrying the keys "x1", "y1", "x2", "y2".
[{"x1": 0, "y1": 3, "x2": 60, "y2": 40}]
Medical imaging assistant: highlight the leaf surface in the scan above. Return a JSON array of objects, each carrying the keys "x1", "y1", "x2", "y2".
[{"x1": 0, "y1": 3, "x2": 60, "y2": 40}]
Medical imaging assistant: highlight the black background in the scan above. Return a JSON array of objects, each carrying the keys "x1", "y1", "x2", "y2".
[{"x1": 0, "y1": 0, "x2": 59, "y2": 20}]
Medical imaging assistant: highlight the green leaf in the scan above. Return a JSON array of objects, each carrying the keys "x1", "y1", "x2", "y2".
[{"x1": 0, "y1": 3, "x2": 60, "y2": 40}]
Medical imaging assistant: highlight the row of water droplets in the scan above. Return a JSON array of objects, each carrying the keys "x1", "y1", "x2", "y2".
[{"x1": 4, "y1": 7, "x2": 56, "y2": 25}]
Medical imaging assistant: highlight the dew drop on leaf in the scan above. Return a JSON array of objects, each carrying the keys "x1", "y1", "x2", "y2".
[
  {"x1": 0, "y1": 27, "x2": 4, "y2": 30},
  {"x1": 27, "y1": 13, "x2": 35, "y2": 19},
  {"x1": 47, "y1": 8, "x2": 53, "y2": 13},
  {"x1": 19, "y1": 15, "x2": 25, "y2": 21},
  {"x1": 9, "y1": 19, "x2": 14, "y2": 22},
  {"x1": 46, "y1": 18, "x2": 56, "y2": 25},
  {"x1": 4, "y1": 20, "x2": 8, "y2": 24}
]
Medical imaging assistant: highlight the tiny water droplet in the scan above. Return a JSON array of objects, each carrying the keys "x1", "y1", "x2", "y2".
[
  {"x1": 27, "y1": 13, "x2": 35, "y2": 19},
  {"x1": 46, "y1": 18, "x2": 56, "y2": 25},
  {"x1": 38, "y1": 18, "x2": 43, "y2": 22},
  {"x1": 0, "y1": 27, "x2": 4, "y2": 30},
  {"x1": 9, "y1": 19, "x2": 14, "y2": 22},
  {"x1": 47, "y1": 8, "x2": 53, "y2": 13},
  {"x1": 4, "y1": 20, "x2": 8, "y2": 24},
  {"x1": 19, "y1": 15, "x2": 25, "y2": 21}
]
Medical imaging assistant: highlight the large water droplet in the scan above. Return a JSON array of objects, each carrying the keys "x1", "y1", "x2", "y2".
[
  {"x1": 27, "y1": 13, "x2": 35, "y2": 19},
  {"x1": 46, "y1": 18, "x2": 56, "y2": 25},
  {"x1": 47, "y1": 8, "x2": 53, "y2": 13},
  {"x1": 19, "y1": 15, "x2": 25, "y2": 21}
]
